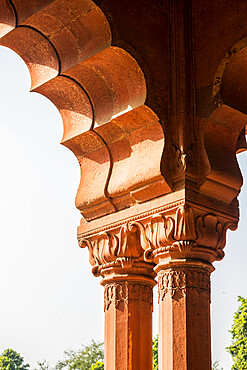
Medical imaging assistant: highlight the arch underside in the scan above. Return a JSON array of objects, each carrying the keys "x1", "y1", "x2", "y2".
[
  {"x1": 0, "y1": 0, "x2": 247, "y2": 224},
  {"x1": 0, "y1": 0, "x2": 171, "y2": 221}
]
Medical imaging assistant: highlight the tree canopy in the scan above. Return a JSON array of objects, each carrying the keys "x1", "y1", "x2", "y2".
[
  {"x1": 0, "y1": 349, "x2": 30, "y2": 370},
  {"x1": 152, "y1": 335, "x2": 158, "y2": 370},
  {"x1": 55, "y1": 340, "x2": 104, "y2": 370},
  {"x1": 227, "y1": 296, "x2": 247, "y2": 369},
  {"x1": 91, "y1": 361, "x2": 104, "y2": 370},
  {"x1": 0, "y1": 337, "x2": 160, "y2": 369}
]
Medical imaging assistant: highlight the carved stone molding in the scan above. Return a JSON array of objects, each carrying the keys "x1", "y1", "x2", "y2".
[
  {"x1": 79, "y1": 201, "x2": 237, "y2": 274},
  {"x1": 157, "y1": 269, "x2": 211, "y2": 302},
  {"x1": 144, "y1": 204, "x2": 237, "y2": 263},
  {"x1": 104, "y1": 282, "x2": 153, "y2": 311},
  {"x1": 78, "y1": 220, "x2": 150, "y2": 276}
]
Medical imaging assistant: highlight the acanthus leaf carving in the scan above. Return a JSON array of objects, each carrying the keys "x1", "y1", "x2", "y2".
[
  {"x1": 144, "y1": 205, "x2": 197, "y2": 261},
  {"x1": 78, "y1": 238, "x2": 97, "y2": 267},
  {"x1": 78, "y1": 220, "x2": 152, "y2": 276},
  {"x1": 196, "y1": 214, "x2": 222, "y2": 249},
  {"x1": 79, "y1": 232, "x2": 119, "y2": 276},
  {"x1": 97, "y1": 232, "x2": 119, "y2": 265},
  {"x1": 174, "y1": 205, "x2": 197, "y2": 241},
  {"x1": 118, "y1": 221, "x2": 149, "y2": 259},
  {"x1": 195, "y1": 214, "x2": 237, "y2": 259},
  {"x1": 143, "y1": 205, "x2": 236, "y2": 263},
  {"x1": 79, "y1": 204, "x2": 238, "y2": 270},
  {"x1": 144, "y1": 214, "x2": 175, "y2": 261},
  {"x1": 216, "y1": 221, "x2": 237, "y2": 250},
  {"x1": 146, "y1": 214, "x2": 175, "y2": 248}
]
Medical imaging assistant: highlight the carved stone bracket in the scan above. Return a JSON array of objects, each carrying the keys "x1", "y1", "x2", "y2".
[
  {"x1": 158, "y1": 268, "x2": 211, "y2": 302},
  {"x1": 104, "y1": 282, "x2": 153, "y2": 311}
]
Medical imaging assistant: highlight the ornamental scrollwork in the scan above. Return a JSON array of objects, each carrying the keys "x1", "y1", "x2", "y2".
[{"x1": 173, "y1": 145, "x2": 196, "y2": 175}]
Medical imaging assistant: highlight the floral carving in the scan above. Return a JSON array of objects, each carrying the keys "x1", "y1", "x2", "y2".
[
  {"x1": 144, "y1": 205, "x2": 197, "y2": 260},
  {"x1": 118, "y1": 221, "x2": 149, "y2": 258},
  {"x1": 79, "y1": 232, "x2": 118, "y2": 266},
  {"x1": 146, "y1": 205, "x2": 196, "y2": 246},
  {"x1": 196, "y1": 214, "x2": 223, "y2": 249},
  {"x1": 158, "y1": 270, "x2": 186, "y2": 300},
  {"x1": 174, "y1": 205, "x2": 196, "y2": 240},
  {"x1": 196, "y1": 214, "x2": 237, "y2": 259},
  {"x1": 79, "y1": 204, "x2": 237, "y2": 270},
  {"x1": 104, "y1": 282, "x2": 153, "y2": 311},
  {"x1": 146, "y1": 214, "x2": 175, "y2": 248},
  {"x1": 78, "y1": 221, "x2": 150, "y2": 275},
  {"x1": 158, "y1": 269, "x2": 210, "y2": 301},
  {"x1": 143, "y1": 205, "x2": 236, "y2": 262},
  {"x1": 173, "y1": 145, "x2": 196, "y2": 174}
]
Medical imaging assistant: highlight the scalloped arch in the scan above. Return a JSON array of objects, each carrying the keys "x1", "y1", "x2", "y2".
[{"x1": 0, "y1": 0, "x2": 170, "y2": 221}]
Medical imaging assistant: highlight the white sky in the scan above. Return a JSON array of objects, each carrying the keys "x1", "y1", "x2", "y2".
[{"x1": 0, "y1": 45, "x2": 246, "y2": 369}]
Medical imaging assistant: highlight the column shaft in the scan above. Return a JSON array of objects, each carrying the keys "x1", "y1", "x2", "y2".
[
  {"x1": 103, "y1": 281, "x2": 154, "y2": 370},
  {"x1": 157, "y1": 265, "x2": 212, "y2": 370}
]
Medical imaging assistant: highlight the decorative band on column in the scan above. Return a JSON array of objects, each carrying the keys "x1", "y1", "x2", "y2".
[
  {"x1": 104, "y1": 282, "x2": 153, "y2": 311},
  {"x1": 157, "y1": 268, "x2": 211, "y2": 302}
]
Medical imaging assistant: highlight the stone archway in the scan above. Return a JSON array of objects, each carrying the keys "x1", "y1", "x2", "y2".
[{"x1": 1, "y1": 1, "x2": 247, "y2": 369}]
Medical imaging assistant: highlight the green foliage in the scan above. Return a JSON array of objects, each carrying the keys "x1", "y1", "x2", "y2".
[
  {"x1": 56, "y1": 340, "x2": 104, "y2": 370},
  {"x1": 212, "y1": 360, "x2": 223, "y2": 370},
  {"x1": 152, "y1": 335, "x2": 158, "y2": 370},
  {"x1": 0, "y1": 336, "x2": 159, "y2": 369},
  {"x1": 0, "y1": 349, "x2": 30, "y2": 370},
  {"x1": 227, "y1": 296, "x2": 247, "y2": 369},
  {"x1": 35, "y1": 360, "x2": 50, "y2": 370},
  {"x1": 91, "y1": 361, "x2": 104, "y2": 369}
]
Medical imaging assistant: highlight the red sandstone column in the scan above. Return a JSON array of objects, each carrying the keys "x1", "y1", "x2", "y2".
[
  {"x1": 155, "y1": 261, "x2": 213, "y2": 370},
  {"x1": 101, "y1": 264, "x2": 155, "y2": 370},
  {"x1": 144, "y1": 204, "x2": 235, "y2": 370},
  {"x1": 79, "y1": 222, "x2": 156, "y2": 370}
]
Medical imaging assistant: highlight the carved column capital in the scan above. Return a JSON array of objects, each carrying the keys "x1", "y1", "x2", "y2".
[
  {"x1": 78, "y1": 217, "x2": 156, "y2": 369},
  {"x1": 78, "y1": 220, "x2": 156, "y2": 284},
  {"x1": 144, "y1": 203, "x2": 237, "y2": 267},
  {"x1": 78, "y1": 192, "x2": 238, "y2": 274}
]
